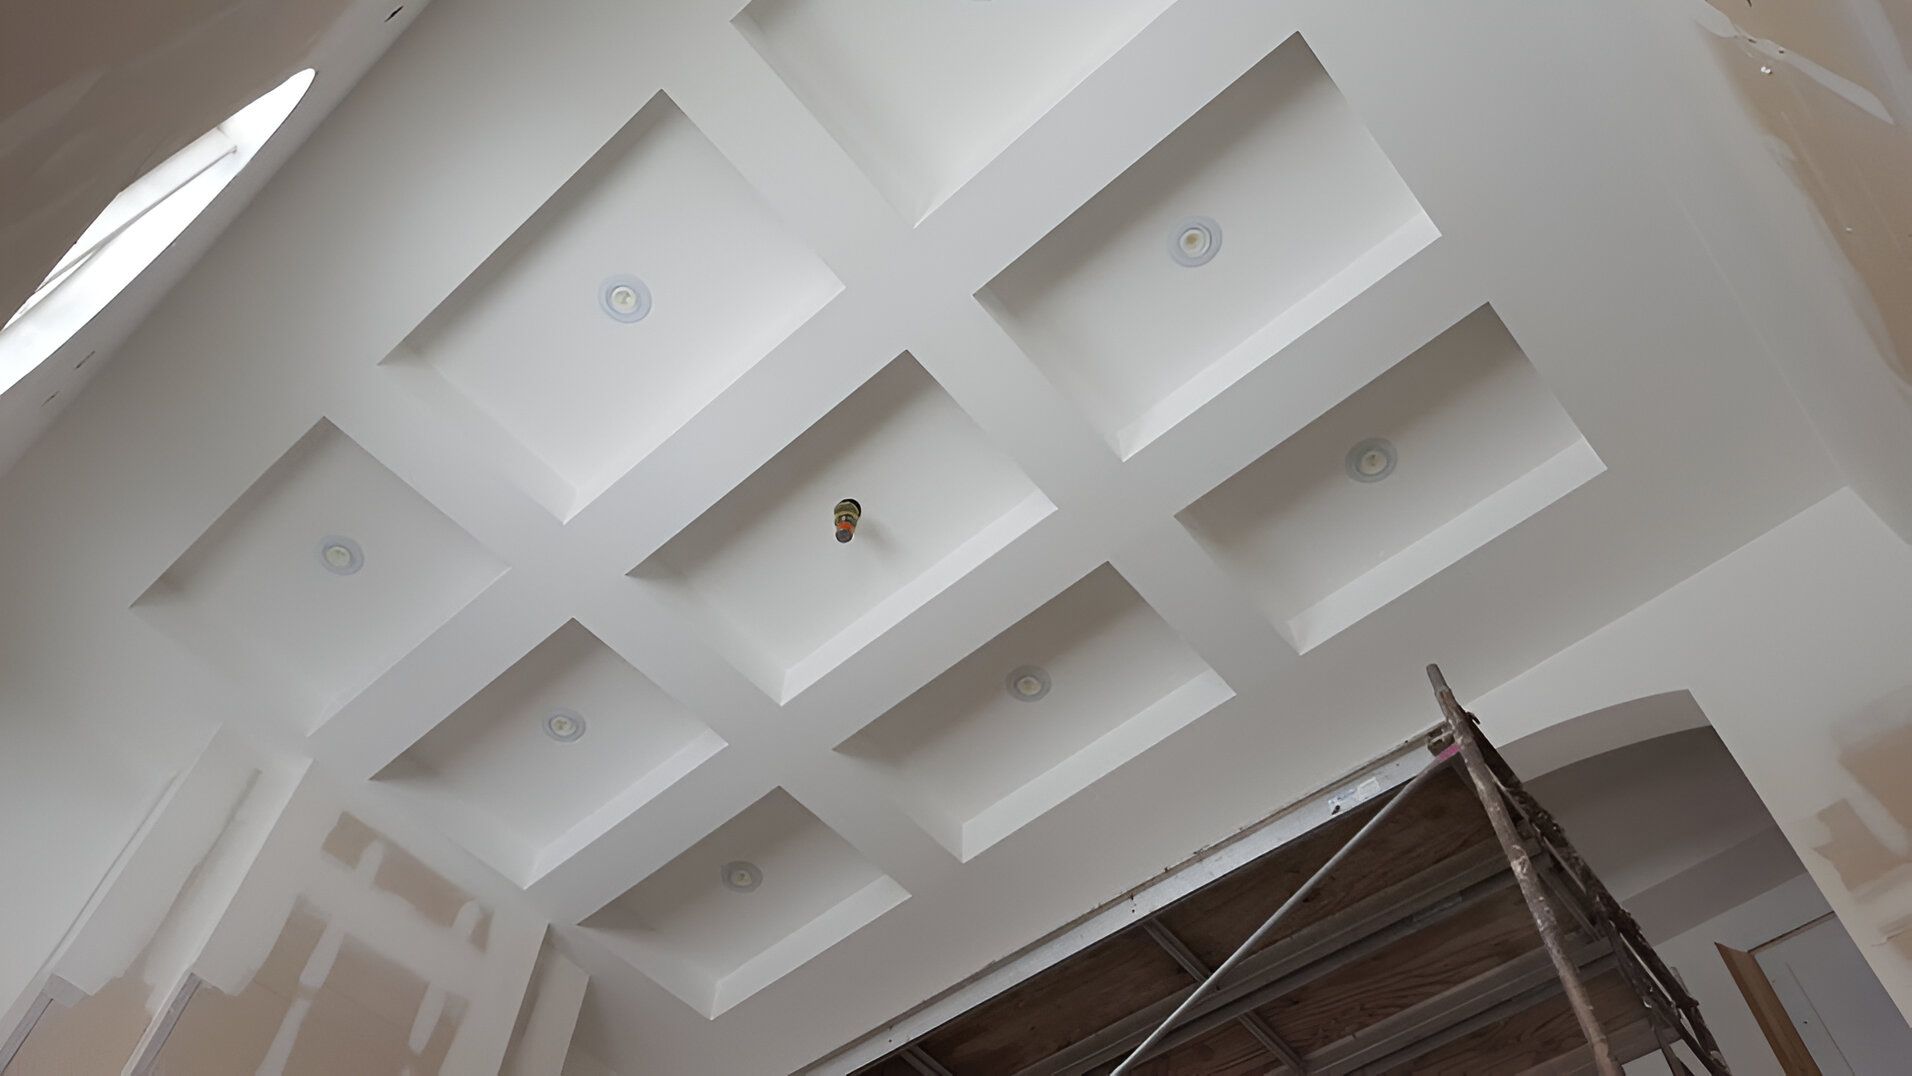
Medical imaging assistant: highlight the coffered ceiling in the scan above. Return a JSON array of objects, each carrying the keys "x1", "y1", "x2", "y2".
[{"x1": 2, "y1": 0, "x2": 1906, "y2": 1072}]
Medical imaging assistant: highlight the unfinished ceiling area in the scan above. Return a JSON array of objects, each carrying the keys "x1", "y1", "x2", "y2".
[
  {"x1": 2, "y1": 0, "x2": 1908, "y2": 1073},
  {"x1": 825, "y1": 754, "x2": 1661, "y2": 1076}
]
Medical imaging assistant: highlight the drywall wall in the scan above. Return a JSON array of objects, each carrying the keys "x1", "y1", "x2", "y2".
[
  {"x1": 1690, "y1": 0, "x2": 1912, "y2": 389},
  {"x1": 1585, "y1": 0, "x2": 1912, "y2": 545},
  {"x1": 0, "y1": 0, "x2": 351, "y2": 318},
  {"x1": 1, "y1": 728, "x2": 298, "y2": 1074},
  {"x1": 1477, "y1": 486, "x2": 1912, "y2": 1023},
  {"x1": 0, "y1": 717, "x2": 175, "y2": 1040},
  {"x1": 174, "y1": 776, "x2": 547, "y2": 1074},
  {"x1": 1, "y1": 729, "x2": 570, "y2": 1076}
]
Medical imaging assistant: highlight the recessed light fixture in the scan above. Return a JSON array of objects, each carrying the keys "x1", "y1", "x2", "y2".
[
  {"x1": 599, "y1": 274, "x2": 651, "y2": 323},
  {"x1": 543, "y1": 710, "x2": 586, "y2": 743},
  {"x1": 1170, "y1": 216, "x2": 1222, "y2": 267},
  {"x1": 720, "y1": 861, "x2": 762, "y2": 893},
  {"x1": 318, "y1": 535, "x2": 364, "y2": 575},
  {"x1": 1346, "y1": 438, "x2": 1397, "y2": 483},
  {"x1": 1006, "y1": 665, "x2": 1051, "y2": 702}
]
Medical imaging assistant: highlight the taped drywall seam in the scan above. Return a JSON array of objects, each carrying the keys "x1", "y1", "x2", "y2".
[
  {"x1": 256, "y1": 837, "x2": 385, "y2": 1076},
  {"x1": 1685, "y1": 0, "x2": 1897, "y2": 121},
  {"x1": 408, "y1": 899, "x2": 481, "y2": 1061}
]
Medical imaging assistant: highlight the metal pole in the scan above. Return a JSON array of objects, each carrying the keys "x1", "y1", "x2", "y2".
[
  {"x1": 1108, "y1": 744, "x2": 1461, "y2": 1076},
  {"x1": 1428, "y1": 664, "x2": 1622, "y2": 1076}
]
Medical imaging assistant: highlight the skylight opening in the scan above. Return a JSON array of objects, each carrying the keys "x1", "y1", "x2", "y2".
[{"x1": 0, "y1": 68, "x2": 316, "y2": 395}]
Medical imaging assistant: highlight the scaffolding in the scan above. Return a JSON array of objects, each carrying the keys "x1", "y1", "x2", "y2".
[
  {"x1": 1425, "y1": 664, "x2": 1732, "y2": 1076},
  {"x1": 1106, "y1": 665, "x2": 1734, "y2": 1075}
]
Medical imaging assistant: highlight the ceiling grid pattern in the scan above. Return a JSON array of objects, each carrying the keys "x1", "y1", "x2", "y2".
[{"x1": 25, "y1": 0, "x2": 1848, "y2": 1069}]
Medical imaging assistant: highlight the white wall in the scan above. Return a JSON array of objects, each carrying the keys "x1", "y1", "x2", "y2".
[
  {"x1": 1478, "y1": 488, "x2": 1912, "y2": 1022},
  {"x1": 0, "y1": 718, "x2": 183, "y2": 1031},
  {"x1": 1624, "y1": 873, "x2": 1832, "y2": 1076},
  {"x1": 1520, "y1": 722, "x2": 1827, "y2": 1072}
]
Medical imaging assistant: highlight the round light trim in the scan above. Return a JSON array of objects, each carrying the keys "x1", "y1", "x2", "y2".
[
  {"x1": 1006, "y1": 665, "x2": 1051, "y2": 702},
  {"x1": 599, "y1": 275, "x2": 652, "y2": 323},
  {"x1": 720, "y1": 861, "x2": 762, "y2": 893},
  {"x1": 543, "y1": 710, "x2": 587, "y2": 743},
  {"x1": 1346, "y1": 438, "x2": 1397, "y2": 483},
  {"x1": 1170, "y1": 216, "x2": 1222, "y2": 267},
  {"x1": 318, "y1": 535, "x2": 364, "y2": 575}
]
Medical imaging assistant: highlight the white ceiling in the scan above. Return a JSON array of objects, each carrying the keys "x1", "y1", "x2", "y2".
[{"x1": 2, "y1": 0, "x2": 1908, "y2": 1073}]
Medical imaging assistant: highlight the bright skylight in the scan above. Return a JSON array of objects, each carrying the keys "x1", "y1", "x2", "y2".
[{"x1": 0, "y1": 68, "x2": 316, "y2": 395}]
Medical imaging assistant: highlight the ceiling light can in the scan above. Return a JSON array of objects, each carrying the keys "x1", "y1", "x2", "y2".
[
  {"x1": 1170, "y1": 216, "x2": 1222, "y2": 267},
  {"x1": 1346, "y1": 438, "x2": 1397, "y2": 483},
  {"x1": 599, "y1": 274, "x2": 651, "y2": 323},
  {"x1": 318, "y1": 535, "x2": 364, "y2": 575},
  {"x1": 833, "y1": 498, "x2": 862, "y2": 543},
  {"x1": 1006, "y1": 665, "x2": 1051, "y2": 702},
  {"x1": 720, "y1": 861, "x2": 762, "y2": 893},
  {"x1": 544, "y1": 709, "x2": 587, "y2": 743}
]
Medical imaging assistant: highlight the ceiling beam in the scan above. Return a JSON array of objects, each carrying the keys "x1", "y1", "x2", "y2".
[
  {"x1": 807, "y1": 746, "x2": 1436, "y2": 1076},
  {"x1": 1009, "y1": 840, "x2": 1517, "y2": 1076},
  {"x1": 899, "y1": 1045, "x2": 955, "y2": 1076},
  {"x1": 1317, "y1": 949, "x2": 1619, "y2": 1076},
  {"x1": 1140, "y1": 919, "x2": 1309, "y2": 1073}
]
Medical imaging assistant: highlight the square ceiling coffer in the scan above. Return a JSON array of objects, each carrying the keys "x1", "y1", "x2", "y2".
[
  {"x1": 838, "y1": 563, "x2": 1231, "y2": 862},
  {"x1": 373, "y1": 620, "x2": 726, "y2": 888},
  {"x1": 583, "y1": 788, "x2": 907, "y2": 1019},
  {"x1": 1181, "y1": 305, "x2": 1604, "y2": 654},
  {"x1": 733, "y1": 0, "x2": 1172, "y2": 223},
  {"x1": 979, "y1": 34, "x2": 1437, "y2": 458},
  {"x1": 384, "y1": 91, "x2": 841, "y2": 521},
  {"x1": 133, "y1": 419, "x2": 505, "y2": 732},
  {"x1": 632, "y1": 353, "x2": 1054, "y2": 705}
]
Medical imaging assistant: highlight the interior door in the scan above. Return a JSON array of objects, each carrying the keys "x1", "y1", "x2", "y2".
[
  {"x1": 1717, "y1": 941, "x2": 1822, "y2": 1076},
  {"x1": 1753, "y1": 914, "x2": 1912, "y2": 1076}
]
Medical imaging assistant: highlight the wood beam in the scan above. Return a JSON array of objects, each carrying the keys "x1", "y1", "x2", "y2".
[
  {"x1": 1011, "y1": 842, "x2": 1516, "y2": 1076},
  {"x1": 1141, "y1": 919, "x2": 1309, "y2": 1073},
  {"x1": 898, "y1": 1045, "x2": 955, "y2": 1076}
]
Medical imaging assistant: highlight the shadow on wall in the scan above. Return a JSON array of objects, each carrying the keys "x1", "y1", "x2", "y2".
[
  {"x1": 1499, "y1": 689, "x2": 1713, "y2": 781},
  {"x1": 1519, "y1": 714, "x2": 1805, "y2": 941}
]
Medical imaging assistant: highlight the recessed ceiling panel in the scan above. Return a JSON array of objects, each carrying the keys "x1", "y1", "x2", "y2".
[
  {"x1": 979, "y1": 34, "x2": 1436, "y2": 457},
  {"x1": 374, "y1": 620, "x2": 725, "y2": 886},
  {"x1": 133, "y1": 419, "x2": 505, "y2": 731},
  {"x1": 1181, "y1": 305, "x2": 1603, "y2": 653},
  {"x1": 733, "y1": 0, "x2": 1173, "y2": 223},
  {"x1": 583, "y1": 788, "x2": 907, "y2": 1018},
  {"x1": 392, "y1": 92, "x2": 842, "y2": 520},
  {"x1": 634, "y1": 353, "x2": 1053, "y2": 703},
  {"x1": 840, "y1": 563, "x2": 1231, "y2": 862}
]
